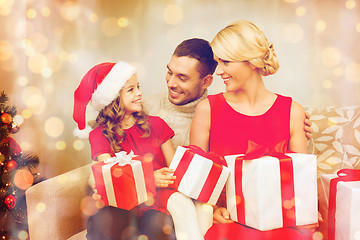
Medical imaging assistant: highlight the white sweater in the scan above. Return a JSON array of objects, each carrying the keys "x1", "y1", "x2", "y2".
[{"x1": 142, "y1": 91, "x2": 208, "y2": 149}]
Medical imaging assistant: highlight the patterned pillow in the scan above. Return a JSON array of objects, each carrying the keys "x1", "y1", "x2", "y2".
[{"x1": 305, "y1": 106, "x2": 360, "y2": 178}]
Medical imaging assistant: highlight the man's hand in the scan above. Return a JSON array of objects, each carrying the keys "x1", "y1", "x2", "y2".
[
  {"x1": 154, "y1": 167, "x2": 176, "y2": 188},
  {"x1": 304, "y1": 112, "x2": 313, "y2": 140},
  {"x1": 213, "y1": 206, "x2": 234, "y2": 224}
]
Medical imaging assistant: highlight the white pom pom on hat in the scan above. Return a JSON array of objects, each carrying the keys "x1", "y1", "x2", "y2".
[{"x1": 73, "y1": 61, "x2": 136, "y2": 138}]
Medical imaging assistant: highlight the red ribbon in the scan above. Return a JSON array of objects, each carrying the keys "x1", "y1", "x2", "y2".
[
  {"x1": 170, "y1": 145, "x2": 227, "y2": 203},
  {"x1": 328, "y1": 169, "x2": 360, "y2": 240},
  {"x1": 234, "y1": 140, "x2": 296, "y2": 228}
]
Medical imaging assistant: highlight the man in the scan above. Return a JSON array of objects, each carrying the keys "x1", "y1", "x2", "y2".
[{"x1": 143, "y1": 38, "x2": 217, "y2": 149}]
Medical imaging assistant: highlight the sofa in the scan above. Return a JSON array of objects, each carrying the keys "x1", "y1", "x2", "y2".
[{"x1": 25, "y1": 106, "x2": 360, "y2": 240}]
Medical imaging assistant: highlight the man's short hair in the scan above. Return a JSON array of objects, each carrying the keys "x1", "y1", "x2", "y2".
[{"x1": 173, "y1": 38, "x2": 218, "y2": 78}]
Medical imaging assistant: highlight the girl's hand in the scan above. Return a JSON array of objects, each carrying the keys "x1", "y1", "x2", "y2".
[
  {"x1": 154, "y1": 167, "x2": 176, "y2": 188},
  {"x1": 213, "y1": 206, "x2": 234, "y2": 224}
]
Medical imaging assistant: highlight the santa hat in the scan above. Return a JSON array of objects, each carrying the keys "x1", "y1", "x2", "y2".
[{"x1": 73, "y1": 61, "x2": 136, "y2": 138}]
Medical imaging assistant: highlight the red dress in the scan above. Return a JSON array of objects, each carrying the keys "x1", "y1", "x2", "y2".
[
  {"x1": 89, "y1": 115, "x2": 175, "y2": 213},
  {"x1": 205, "y1": 93, "x2": 313, "y2": 240},
  {"x1": 208, "y1": 93, "x2": 291, "y2": 156}
]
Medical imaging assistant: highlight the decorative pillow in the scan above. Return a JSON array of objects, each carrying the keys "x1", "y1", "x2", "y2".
[{"x1": 305, "y1": 106, "x2": 360, "y2": 178}]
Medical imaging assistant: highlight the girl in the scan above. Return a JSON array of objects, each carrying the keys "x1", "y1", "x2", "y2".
[
  {"x1": 190, "y1": 20, "x2": 318, "y2": 239},
  {"x1": 73, "y1": 61, "x2": 210, "y2": 240}
]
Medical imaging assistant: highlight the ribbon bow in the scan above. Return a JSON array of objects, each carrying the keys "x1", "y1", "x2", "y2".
[
  {"x1": 186, "y1": 145, "x2": 227, "y2": 166},
  {"x1": 104, "y1": 150, "x2": 135, "y2": 166},
  {"x1": 234, "y1": 140, "x2": 296, "y2": 227},
  {"x1": 328, "y1": 169, "x2": 360, "y2": 240},
  {"x1": 242, "y1": 140, "x2": 288, "y2": 160}
]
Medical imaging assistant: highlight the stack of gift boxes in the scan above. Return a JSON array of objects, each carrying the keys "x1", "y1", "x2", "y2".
[{"x1": 91, "y1": 144, "x2": 360, "y2": 239}]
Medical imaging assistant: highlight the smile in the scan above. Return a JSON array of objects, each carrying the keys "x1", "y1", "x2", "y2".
[
  {"x1": 169, "y1": 88, "x2": 183, "y2": 98},
  {"x1": 223, "y1": 77, "x2": 232, "y2": 84}
]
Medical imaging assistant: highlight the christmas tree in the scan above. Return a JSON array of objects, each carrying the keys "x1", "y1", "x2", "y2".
[{"x1": 0, "y1": 91, "x2": 41, "y2": 240}]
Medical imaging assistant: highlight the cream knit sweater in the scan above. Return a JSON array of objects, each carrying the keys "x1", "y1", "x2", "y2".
[{"x1": 142, "y1": 91, "x2": 208, "y2": 149}]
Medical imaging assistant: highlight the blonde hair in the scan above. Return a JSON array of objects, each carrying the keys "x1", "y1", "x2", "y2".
[
  {"x1": 95, "y1": 94, "x2": 150, "y2": 153},
  {"x1": 211, "y1": 20, "x2": 279, "y2": 76}
]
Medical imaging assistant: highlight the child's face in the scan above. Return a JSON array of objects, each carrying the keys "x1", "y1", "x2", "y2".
[{"x1": 120, "y1": 74, "x2": 142, "y2": 115}]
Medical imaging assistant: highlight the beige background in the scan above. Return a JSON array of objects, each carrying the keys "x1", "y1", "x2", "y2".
[{"x1": 1, "y1": 0, "x2": 360, "y2": 179}]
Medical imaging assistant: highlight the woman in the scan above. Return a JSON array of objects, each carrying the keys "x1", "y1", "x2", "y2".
[{"x1": 190, "y1": 20, "x2": 317, "y2": 239}]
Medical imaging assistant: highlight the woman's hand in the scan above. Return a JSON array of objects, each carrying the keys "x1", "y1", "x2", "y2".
[
  {"x1": 154, "y1": 167, "x2": 176, "y2": 188},
  {"x1": 304, "y1": 112, "x2": 313, "y2": 140},
  {"x1": 213, "y1": 206, "x2": 234, "y2": 224}
]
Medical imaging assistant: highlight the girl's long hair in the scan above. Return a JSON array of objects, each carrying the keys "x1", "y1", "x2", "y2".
[{"x1": 95, "y1": 94, "x2": 150, "y2": 153}]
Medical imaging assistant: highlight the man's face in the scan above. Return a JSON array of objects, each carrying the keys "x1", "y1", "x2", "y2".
[{"x1": 166, "y1": 55, "x2": 205, "y2": 105}]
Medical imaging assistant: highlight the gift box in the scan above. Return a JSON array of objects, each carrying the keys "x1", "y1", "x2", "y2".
[
  {"x1": 318, "y1": 169, "x2": 360, "y2": 240},
  {"x1": 91, "y1": 151, "x2": 156, "y2": 210},
  {"x1": 169, "y1": 145, "x2": 230, "y2": 205},
  {"x1": 225, "y1": 141, "x2": 318, "y2": 231}
]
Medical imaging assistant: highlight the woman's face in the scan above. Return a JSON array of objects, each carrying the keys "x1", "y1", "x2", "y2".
[
  {"x1": 214, "y1": 56, "x2": 255, "y2": 92},
  {"x1": 120, "y1": 74, "x2": 142, "y2": 115}
]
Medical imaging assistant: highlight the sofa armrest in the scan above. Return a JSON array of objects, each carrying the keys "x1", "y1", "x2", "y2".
[{"x1": 26, "y1": 164, "x2": 91, "y2": 240}]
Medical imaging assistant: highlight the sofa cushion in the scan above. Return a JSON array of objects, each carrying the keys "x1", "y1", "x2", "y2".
[{"x1": 305, "y1": 106, "x2": 360, "y2": 178}]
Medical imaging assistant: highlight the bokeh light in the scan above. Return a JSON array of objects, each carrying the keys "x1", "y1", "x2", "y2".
[
  {"x1": 163, "y1": 5, "x2": 183, "y2": 25},
  {"x1": 17, "y1": 76, "x2": 29, "y2": 87},
  {"x1": 29, "y1": 33, "x2": 49, "y2": 53},
  {"x1": 102, "y1": 17, "x2": 122, "y2": 37},
  {"x1": 22, "y1": 87, "x2": 42, "y2": 107},
  {"x1": 345, "y1": 62, "x2": 360, "y2": 83},
  {"x1": 44, "y1": 117, "x2": 65, "y2": 137},
  {"x1": 41, "y1": 67, "x2": 52, "y2": 78},
  {"x1": 356, "y1": 23, "x2": 360, "y2": 32},
  {"x1": 316, "y1": 20, "x2": 327, "y2": 31},
  {"x1": 21, "y1": 87, "x2": 46, "y2": 114},
  {"x1": 19, "y1": 141, "x2": 32, "y2": 151},
  {"x1": 28, "y1": 53, "x2": 48, "y2": 73},
  {"x1": 56, "y1": 141, "x2": 66, "y2": 151},
  {"x1": 295, "y1": 7, "x2": 306, "y2": 16},
  {"x1": 36, "y1": 202, "x2": 46, "y2": 212},
  {"x1": 41, "y1": 7, "x2": 51, "y2": 17},
  {"x1": 17, "y1": 230, "x2": 28, "y2": 240},
  {"x1": 138, "y1": 235, "x2": 149, "y2": 240},
  {"x1": 0, "y1": 0, "x2": 14, "y2": 16},
  {"x1": 89, "y1": 12, "x2": 99, "y2": 23},
  {"x1": 283, "y1": 0, "x2": 299, "y2": 3},
  {"x1": 21, "y1": 109, "x2": 33, "y2": 119},
  {"x1": 117, "y1": 17, "x2": 129, "y2": 28},
  {"x1": 322, "y1": 79, "x2": 334, "y2": 89},
  {"x1": 312, "y1": 231, "x2": 324, "y2": 240},
  {"x1": 26, "y1": 8, "x2": 37, "y2": 19},
  {"x1": 14, "y1": 169, "x2": 34, "y2": 190},
  {"x1": 60, "y1": 1, "x2": 80, "y2": 21},
  {"x1": 73, "y1": 139, "x2": 85, "y2": 151},
  {"x1": 58, "y1": 174, "x2": 68, "y2": 185},
  {"x1": 333, "y1": 67, "x2": 344, "y2": 77},
  {"x1": 345, "y1": 0, "x2": 356, "y2": 9},
  {"x1": 321, "y1": 47, "x2": 341, "y2": 67},
  {"x1": 13, "y1": 115, "x2": 24, "y2": 126}
]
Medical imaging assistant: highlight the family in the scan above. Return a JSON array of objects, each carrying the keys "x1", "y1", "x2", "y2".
[{"x1": 73, "y1": 20, "x2": 316, "y2": 240}]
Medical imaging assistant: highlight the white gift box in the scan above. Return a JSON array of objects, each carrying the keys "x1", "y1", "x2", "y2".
[
  {"x1": 225, "y1": 153, "x2": 318, "y2": 231},
  {"x1": 169, "y1": 146, "x2": 230, "y2": 205},
  {"x1": 319, "y1": 173, "x2": 360, "y2": 240}
]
